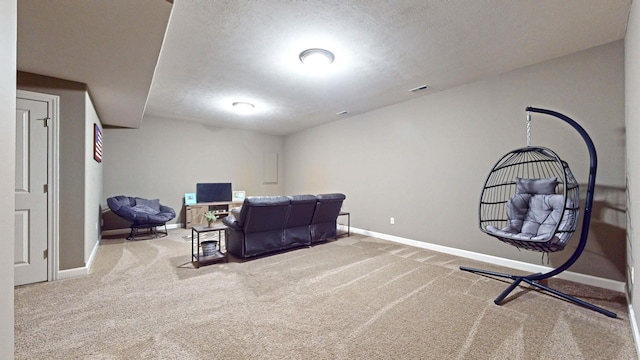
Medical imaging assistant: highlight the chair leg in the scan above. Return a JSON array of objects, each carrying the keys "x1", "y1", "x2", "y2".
[
  {"x1": 459, "y1": 265, "x2": 616, "y2": 318},
  {"x1": 127, "y1": 224, "x2": 169, "y2": 240},
  {"x1": 127, "y1": 226, "x2": 136, "y2": 240},
  {"x1": 522, "y1": 278, "x2": 617, "y2": 318},
  {"x1": 153, "y1": 224, "x2": 168, "y2": 238},
  {"x1": 494, "y1": 277, "x2": 524, "y2": 305}
]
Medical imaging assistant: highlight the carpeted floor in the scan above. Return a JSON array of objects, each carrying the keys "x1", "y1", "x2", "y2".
[{"x1": 14, "y1": 229, "x2": 636, "y2": 359}]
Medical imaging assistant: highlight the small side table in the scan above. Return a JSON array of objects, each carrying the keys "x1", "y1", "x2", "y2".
[
  {"x1": 337, "y1": 211, "x2": 350, "y2": 237},
  {"x1": 191, "y1": 223, "x2": 228, "y2": 268}
]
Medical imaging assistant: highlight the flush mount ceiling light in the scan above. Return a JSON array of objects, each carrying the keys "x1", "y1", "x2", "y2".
[
  {"x1": 299, "y1": 48, "x2": 335, "y2": 66},
  {"x1": 232, "y1": 101, "x2": 255, "y2": 113}
]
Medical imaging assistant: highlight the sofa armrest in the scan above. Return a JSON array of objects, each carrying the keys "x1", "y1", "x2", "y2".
[{"x1": 222, "y1": 214, "x2": 242, "y2": 230}]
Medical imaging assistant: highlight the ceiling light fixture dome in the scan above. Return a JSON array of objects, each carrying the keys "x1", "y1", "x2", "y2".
[
  {"x1": 232, "y1": 101, "x2": 255, "y2": 113},
  {"x1": 299, "y1": 48, "x2": 335, "y2": 66},
  {"x1": 232, "y1": 101, "x2": 254, "y2": 109}
]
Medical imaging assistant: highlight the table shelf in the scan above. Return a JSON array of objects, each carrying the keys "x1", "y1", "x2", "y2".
[{"x1": 191, "y1": 224, "x2": 228, "y2": 268}]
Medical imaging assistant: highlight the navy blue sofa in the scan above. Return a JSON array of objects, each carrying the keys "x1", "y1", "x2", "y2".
[{"x1": 222, "y1": 193, "x2": 346, "y2": 258}]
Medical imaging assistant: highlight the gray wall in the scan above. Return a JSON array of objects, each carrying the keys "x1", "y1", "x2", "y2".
[
  {"x1": 284, "y1": 40, "x2": 626, "y2": 282},
  {"x1": 17, "y1": 72, "x2": 102, "y2": 270},
  {"x1": 626, "y1": 0, "x2": 640, "y2": 340},
  {"x1": 1, "y1": 0, "x2": 16, "y2": 357},
  {"x1": 102, "y1": 115, "x2": 285, "y2": 229}
]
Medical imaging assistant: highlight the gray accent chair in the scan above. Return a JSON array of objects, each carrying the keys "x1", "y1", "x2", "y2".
[{"x1": 106, "y1": 195, "x2": 176, "y2": 240}]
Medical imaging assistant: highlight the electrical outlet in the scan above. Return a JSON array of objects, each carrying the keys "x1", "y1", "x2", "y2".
[{"x1": 390, "y1": 217, "x2": 395, "y2": 225}]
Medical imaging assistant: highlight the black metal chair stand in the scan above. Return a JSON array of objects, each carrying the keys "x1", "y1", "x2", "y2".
[
  {"x1": 461, "y1": 107, "x2": 617, "y2": 318},
  {"x1": 127, "y1": 223, "x2": 169, "y2": 240}
]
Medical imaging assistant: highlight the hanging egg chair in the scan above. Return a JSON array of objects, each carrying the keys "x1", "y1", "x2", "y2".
[
  {"x1": 479, "y1": 146, "x2": 580, "y2": 253},
  {"x1": 460, "y1": 107, "x2": 616, "y2": 318}
]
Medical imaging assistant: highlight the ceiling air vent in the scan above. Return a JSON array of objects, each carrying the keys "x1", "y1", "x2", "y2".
[{"x1": 408, "y1": 85, "x2": 429, "y2": 93}]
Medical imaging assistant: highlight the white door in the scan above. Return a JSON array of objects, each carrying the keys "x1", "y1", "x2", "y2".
[{"x1": 15, "y1": 96, "x2": 49, "y2": 286}]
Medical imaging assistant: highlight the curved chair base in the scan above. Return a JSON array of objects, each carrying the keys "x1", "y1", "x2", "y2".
[
  {"x1": 127, "y1": 223, "x2": 169, "y2": 241},
  {"x1": 459, "y1": 266, "x2": 616, "y2": 318}
]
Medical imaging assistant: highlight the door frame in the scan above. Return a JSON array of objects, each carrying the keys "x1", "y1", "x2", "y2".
[{"x1": 16, "y1": 89, "x2": 59, "y2": 282}]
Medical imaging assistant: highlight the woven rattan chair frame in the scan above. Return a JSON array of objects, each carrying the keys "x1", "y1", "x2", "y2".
[{"x1": 478, "y1": 146, "x2": 580, "y2": 252}]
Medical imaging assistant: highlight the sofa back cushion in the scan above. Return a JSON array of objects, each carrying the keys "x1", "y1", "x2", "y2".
[
  {"x1": 286, "y1": 195, "x2": 317, "y2": 228},
  {"x1": 239, "y1": 196, "x2": 290, "y2": 233},
  {"x1": 311, "y1": 193, "x2": 345, "y2": 224}
]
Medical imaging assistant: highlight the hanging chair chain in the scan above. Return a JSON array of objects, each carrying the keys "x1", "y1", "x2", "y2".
[{"x1": 526, "y1": 111, "x2": 531, "y2": 146}]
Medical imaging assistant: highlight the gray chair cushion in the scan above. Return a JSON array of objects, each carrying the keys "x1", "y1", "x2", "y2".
[
  {"x1": 107, "y1": 195, "x2": 176, "y2": 226},
  {"x1": 515, "y1": 177, "x2": 558, "y2": 195},
  {"x1": 485, "y1": 178, "x2": 575, "y2": 243}
]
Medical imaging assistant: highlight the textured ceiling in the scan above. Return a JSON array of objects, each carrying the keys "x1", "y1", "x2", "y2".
[
  {"x1": 17, "y1": 0, "x2": 172, "y2": 128},
  {"x1": 17, "y1": 1, "x2": 632, "y2": 136},
  {"x1": 146, "y1": 0, "x2": 631, "y2": 135}
]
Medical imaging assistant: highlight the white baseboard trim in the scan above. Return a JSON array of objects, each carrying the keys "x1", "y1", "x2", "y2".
[
  {"x1": 101, "y1": 223, "x2": 182, "y2": 237},
  {"x1": 348, "y1": 226, "x2": 626, "y2": 293},
  {"x1": 628, "y1": 304, "x2": 640, "y2": 358},
  {"x1": 57, "y1": 223, "x2": 182, "y2": 280},
  {"x1": 57, "y1": 267, "x2": 88, "y2": 280},
  {"x1": 168, "y1": 223, "x2": 181, "y2": 230},
  {"x1": 101, "y1": 224, "x2": 627, "y2": 292},
  {"x1": 57, "y1": 266, "x2": 89, "y2": 280},
  {"x1": 56, "y1": 238, "x2": 100, "y2": 280},
  {"x1": 85, "y1": 239, "x2": 100, "y2": 273}
]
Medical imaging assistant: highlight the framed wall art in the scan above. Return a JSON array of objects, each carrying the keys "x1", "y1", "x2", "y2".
[
  {"x1": 232, "y1": 191, "x2": 246, "y2": 202},
  {"x1": 93, "y1": 123, "x2": 103, "y2": 163},
  {"x1": 184, "y1": 192, "x2": 197, "y2": 205}
]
